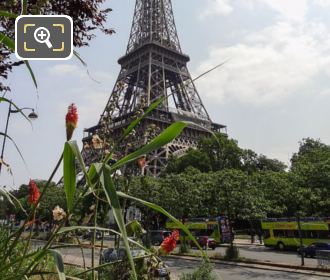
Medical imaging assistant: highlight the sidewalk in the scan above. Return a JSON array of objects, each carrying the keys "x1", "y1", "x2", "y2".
[{"x1": 167, "y1": 255, "x2": 330, "y2": 278}]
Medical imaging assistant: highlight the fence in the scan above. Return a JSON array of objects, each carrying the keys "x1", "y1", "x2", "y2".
[{"x1": 316, "y1": 250, "x2": 330, "y2": 269}]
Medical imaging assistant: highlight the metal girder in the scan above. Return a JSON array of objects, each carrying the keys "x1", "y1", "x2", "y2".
[{"x1": 82, "y1": 0, "x2": 226, "y2": 176}]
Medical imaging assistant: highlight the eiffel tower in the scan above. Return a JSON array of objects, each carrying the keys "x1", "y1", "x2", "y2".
[{"x1": 82, "y1": 0, "x2": 226, "y2": 176}]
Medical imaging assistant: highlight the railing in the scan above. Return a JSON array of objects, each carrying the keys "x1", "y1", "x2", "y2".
[{"x1": 316, "y1": 250, "x2": 330, "y2": 269}]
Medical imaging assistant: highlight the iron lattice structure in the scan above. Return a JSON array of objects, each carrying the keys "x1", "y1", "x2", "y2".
[{"x1": 82, "y1": 0, "x2": 226, "y2": 176}]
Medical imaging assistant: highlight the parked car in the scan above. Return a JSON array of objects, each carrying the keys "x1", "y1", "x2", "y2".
[
  {"x1": 82, "y1": 230, "x2": 102, "y2": 240},
  {"x1": 298, "y1": 242, "x2": 330, "y2": 257},
  {"x1": 190, "y1": 236, "x2": 216, "y2": 250}
]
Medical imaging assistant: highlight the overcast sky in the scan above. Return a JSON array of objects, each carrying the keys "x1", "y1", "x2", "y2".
[{"x1": 1, "y1": 0, "x2": 330, "y2": 188}]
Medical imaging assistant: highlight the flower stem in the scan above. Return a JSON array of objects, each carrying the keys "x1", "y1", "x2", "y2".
[
  {"x1": 2, "y1": 153, "x2": 63, "y2": 267},
  {"x1": 91, "y1": 196, "x2": 99, "y2": 280}
]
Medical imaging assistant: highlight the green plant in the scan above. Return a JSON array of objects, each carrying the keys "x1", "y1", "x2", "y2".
[
  {"x1": 179, "y1": 236, "x2": 190, "y2": 254},
  {"x1": 179, "y1": 258, "x2": 215, "y2": 280},
  {"x1": 0, "y1": 97, "x2": 206, "y2": 280}
]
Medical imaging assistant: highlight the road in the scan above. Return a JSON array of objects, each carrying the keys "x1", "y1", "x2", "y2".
[
  {"x1": 32, "y1": 240, "x2": 329, "y2": 279},
  {"x1": 199, "y1": 244, "x2": 319, "y2": 267},
  {"x1": 32, "y1": 237, "x2": 320, "y2": 267},
  {"x1": 165, "y1": 258, "x2": 330, "y2": 280}
]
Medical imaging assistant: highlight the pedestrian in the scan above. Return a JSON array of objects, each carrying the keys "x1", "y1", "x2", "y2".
[
  {"x1": 257, "y1": 229, "x2": 263, "y2": 244},
  {"x1": 250, "y1": 228, "x2": 255, "y2": 244}
]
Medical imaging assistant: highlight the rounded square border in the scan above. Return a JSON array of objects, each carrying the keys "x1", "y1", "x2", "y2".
[{"x1": 15, "y1": 15, "x2": 73, "y2": 61}]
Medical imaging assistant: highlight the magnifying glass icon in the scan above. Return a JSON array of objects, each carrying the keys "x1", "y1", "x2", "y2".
[{"x1": 34, "y1": 27, "x2": 53, "y2": 49}]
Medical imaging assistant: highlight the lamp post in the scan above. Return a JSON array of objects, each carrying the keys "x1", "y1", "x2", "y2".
[{"x1": 0, "y1": 101, "x2": 38, "y2": 173}]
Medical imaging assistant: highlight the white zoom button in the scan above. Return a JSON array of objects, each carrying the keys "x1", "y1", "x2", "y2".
[{"x1": 34, "y1": 27, "x2": 53, "y2": 48}]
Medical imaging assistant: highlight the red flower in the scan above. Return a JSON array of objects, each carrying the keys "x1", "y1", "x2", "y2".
[
  {"x1": 137, "y1": 157, "x2": 146, "y2": 169},
  {"x1": 65, "y1": 103, "x2": 78, "y2": 141},
  {"x1": 159, "y1": 230, "x2": 180, "y2": 254},
  {"x1": 28, "y1": 179, "x2": 40, "y2": 205}
]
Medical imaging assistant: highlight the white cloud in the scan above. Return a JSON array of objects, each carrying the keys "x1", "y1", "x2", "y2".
[
  {"x1": 314, "y1": 0, "x2": 330, "y2": 7},
  {"x1": 196, "y1": 20, "x2": 330, "y2": 105},
  {"x1": 201, "y1": 0, "x2": 233, "y2": 18},
  {"x1": 48, "y1": 64, "x2": 80, "y2": 76},
  {"x1": 320, "y1": 89, "x2": 330, "y2": 96},
  {"x1": 201, "y1": 0, "x2": 309, "y2": 21},
  {"x1": 260, "y1": 0, "x2": 309, "y2": 22}
]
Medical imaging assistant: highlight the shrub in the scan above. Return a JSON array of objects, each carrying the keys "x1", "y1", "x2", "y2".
[{"x1": 179, "y1": 258, "x2": 215, "y2": 280}]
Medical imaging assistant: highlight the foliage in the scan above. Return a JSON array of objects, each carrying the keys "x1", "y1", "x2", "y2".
[
  {"x1": 0, "y1": 0, "x2": 114, "y2": 91},
  {"x1": 0, "y1": 98, "x2": 205, "y2": 280},
  {"x1": 99, "y1": 258, "x2": 146, "y2": 280},
  {"x1": 166, "y1": 149, "x2": 212, "y2": 173},
  {"x1": 179, "y1": 258, "x2": 215, "y2": 280},
  {"x1": 127, "y1": 136, "x2": 330, "y2": 225},
  {"x1": 166, "y1": 133, "x2": 287, "y2": 174}
]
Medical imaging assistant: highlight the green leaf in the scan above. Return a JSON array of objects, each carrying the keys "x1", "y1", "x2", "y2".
[
  {"x1": 0, "y1": 11, "x2": 18, "y2": 18},
  {"x1": 73, "y1": 50, "x2": 100, "y2": 84},
  {"x1": 58, "y1": 226, "x2": 149, "y2": 252},
  {"x1": 21, "y1": 0, "x2": 28, "y2": 15},
  {"x1": 126, "y1": 220, "x2": 144, "y2": 239},
  {"x1": 87, "y1": 162, "x2": 104, "y2": 188},
  {"x1": 117, "y1": 191, "x2": 205, "y2": 255},
  {"x1": 0, "y1": 132, "x2": 27, "y2": 168},
  {"x1": 49, "y1": 249, "x2": 66, "y2": 280},
  {"x1": 0, "y1": 189, "x2": 27, "y2": 216},
  {"x1": 73, "y1": 50, "x2": 87, "y2": 67},
  {"x1": 24, "y1": 60, "x2": 38, "y2": 89},
  {"x1": 0, "y1": 33, "x2": 38, "y2": 89},
  {"x1": 65, "y1": 141, "x2": 92, "y2": 187},
  {"x1": 0, "y1": 97, "x2": 31, "y2": 123},
  {"x1": 0, "y1": 32, "x2": 14, "y2": 50},
  {"x1": 100, "y1": 166, "x2": 137, "y2": 280},
  {"x1": 111, "y1": 121, "x2": 187, "y2": 171},
  {"x1": 123, "y1": 97, "x2": 165, "y2": 138},
  {"x1": 63, "y1": 142, "x2": 76, "y2": 213}
]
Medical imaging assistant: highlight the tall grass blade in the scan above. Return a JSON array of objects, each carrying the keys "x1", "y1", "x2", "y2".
[
  {"x1": 24, "y1": 61, "x2": 38, "y2": 89},
  {"x1": 100, "y1": 166, "x2": 137, "y2": 280},
  {"x1": 49, "y1": 249, "x2": 66, "y2": 280},
  {"x1": 0, "y1": 11, "x2": 18, "y2": 18},
  {"x1": 117, "y1": 192, "x2": 205, "y2": 255},
  {"x1": 21, "y1": 0, "x2": 28, "y2": 15},
  {"x1": 0, "y1": 32, "x2": 14, "y2": 49},
  {"x1": 111, "y1": 121, "x2": 187, "y2": 171},
  {"x1": 0, "y1": 132, "x2": 27, "y2": 168},
  {"x1": 0, "y1": 97, "x2": 31, "y2": 123},
  {"x1": 123, "y1": 97, "x2": 165, "y2": 138}
]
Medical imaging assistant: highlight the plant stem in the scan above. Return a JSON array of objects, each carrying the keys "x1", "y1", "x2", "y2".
[
  {"x1": 91, "y1": 197, "x2": 99, "y2": 280},
  {"x1": 3, "y1": 154, "x2": 63, "y2": 266}
]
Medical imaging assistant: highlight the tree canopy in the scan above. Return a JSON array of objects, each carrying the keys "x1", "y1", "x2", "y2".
[{"x1": 0, "y1": 0, "x2": 114, "y2": 91}]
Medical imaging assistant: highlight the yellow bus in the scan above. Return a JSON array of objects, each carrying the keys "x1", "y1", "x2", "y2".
[
  {"x1": 166, "y1": 217, "x2": 232, "y2": 244},
  {"x1": 261, "y1": 217, "x2": 330, "y2": 250}
]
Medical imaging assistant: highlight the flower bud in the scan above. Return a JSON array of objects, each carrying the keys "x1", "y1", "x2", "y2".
[{"x1": 65, "y1": 103, "x2": 78, "y2": 141}]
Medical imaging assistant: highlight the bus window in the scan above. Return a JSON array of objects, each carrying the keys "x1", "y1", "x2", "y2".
[
  {"x1": 262, "y1": 230, "x2": 270, "y2": 239},
  {"x1": 318, "y1": 231, "x2": 330, "y2": 239},
  {"x1": 302, "y1": 230, "x2": 319, "y2": 239},
  {"x1": 286, "y1": 230, "x2": 296, "y2": 238},
  {"x1": 274, "y1": 230, "x2": 286, "y2": 238}
]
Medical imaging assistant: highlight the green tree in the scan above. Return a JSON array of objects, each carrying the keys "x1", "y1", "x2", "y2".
[
  {"x1": 199, "y1": 134, "x2": 243, "y2": 171},
  {"x1": 214, "y1": 169, "x2": 267, "y2": 221},
  {"x1": 7, "y1": 181, "x2": 67, "y2": 222},
  {"x1": 165, "y1": 149, "x2": 212, "y2": 173},
  {"x1": 290, "y1": 138, "x2": 330, "y2": 216}
]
